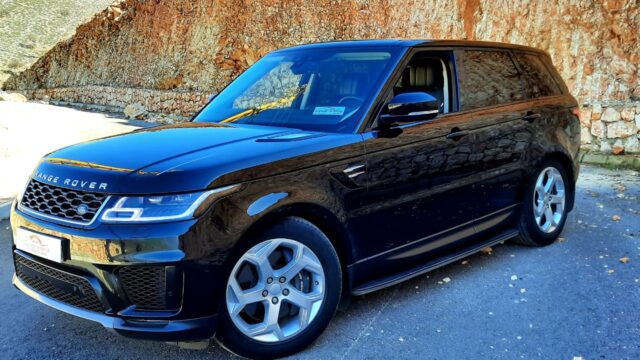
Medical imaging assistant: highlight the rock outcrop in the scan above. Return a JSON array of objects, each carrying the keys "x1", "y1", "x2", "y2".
[
  {"x1": 123, "y1": 103, "x2": 148, "y2": 119},
  {"x1": 0, "y1": 91, "x2": 27, "y2": 103},
  {"x1": 3, "y1": 0, "x2": 640, "y2": 152}
]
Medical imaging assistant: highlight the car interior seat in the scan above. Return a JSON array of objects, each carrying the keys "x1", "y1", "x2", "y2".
[{"x1": 394, "y1": 58, "x2": 447, "y2": 113}]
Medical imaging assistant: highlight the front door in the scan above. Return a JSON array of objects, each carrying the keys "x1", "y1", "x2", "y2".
[{"x1": 350, "y1": 50, "x2": 484, "y2": 282}]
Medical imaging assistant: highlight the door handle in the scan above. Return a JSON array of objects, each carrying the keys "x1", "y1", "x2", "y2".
[
  {"x1": 446, "y1": 129, "x2": 469, "y2": 141},
  {"x1": 522, "y1": 111, "x2": 541, "y2": 122}
]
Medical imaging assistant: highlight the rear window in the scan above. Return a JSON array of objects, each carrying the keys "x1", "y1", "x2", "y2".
[
  {"x1": 513, "y1": 53, "x2": 562, "y2": 98},
  {"x1": 457, "y1": 50, "x2": 524, "y2": 111}
]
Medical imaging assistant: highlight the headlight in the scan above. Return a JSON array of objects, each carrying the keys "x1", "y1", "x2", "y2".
[{"x1": 101, "y1": 185, "x2": 239, "y2": 223}]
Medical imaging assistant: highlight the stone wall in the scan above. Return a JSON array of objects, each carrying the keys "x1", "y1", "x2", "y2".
[
  {"x1": 580, "y1": 102, "x2": 640, "y2": 154},
  {"x1": 3, "y1": 0, "x2": 640, "y2": 153},
  {"x1": 19, "y1": 86, "x2": 208, "y2": 117}
]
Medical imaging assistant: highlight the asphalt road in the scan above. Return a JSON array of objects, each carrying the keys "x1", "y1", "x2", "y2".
[{"x1": 0, "y1": 164, "x2": 638, "y2": 359}]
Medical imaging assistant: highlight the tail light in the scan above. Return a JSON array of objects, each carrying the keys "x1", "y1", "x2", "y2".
[{"x1": 571, "y1": 107, "x2": 581, "y2": 123}]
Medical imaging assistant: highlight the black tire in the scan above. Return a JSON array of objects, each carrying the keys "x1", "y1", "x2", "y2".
[
  {"x1": 513, "y1": 159, "x2": 571, "y2": 247},
  {"x1": 216, "y1": 217, "x2": 342, "y2": 359}
]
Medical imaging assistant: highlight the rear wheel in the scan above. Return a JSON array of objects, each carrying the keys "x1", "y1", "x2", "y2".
[
  {"x1": 216, "y1": 217, "x2": 341, "y2": 359},
  {"x1": 513, "y1": 159, "x2": 571, "y2": 246}
]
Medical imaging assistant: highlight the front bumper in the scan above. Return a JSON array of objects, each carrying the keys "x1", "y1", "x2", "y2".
[
  {"x1": 12, "y1": 273, "x2": 216, "y2": 340},
  {"x1": 9, "y1": 204, "x2": 229, "y2": 341}
]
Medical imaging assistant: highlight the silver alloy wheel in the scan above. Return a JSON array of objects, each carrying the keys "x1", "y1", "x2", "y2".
[
  {"x1": 226, "y1": 238, "x2": 325, "y2": 343},
  {"x1": 533, "y1": 167, "x2": 566, "y2": 233}
]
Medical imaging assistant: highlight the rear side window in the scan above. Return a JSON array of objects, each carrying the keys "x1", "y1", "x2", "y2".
[
  {"x1": 514, "y1": 53, "x2": 562, "y2": 98},
  {"x1": 457, "y1": 50, "x2": 524, "y2": 111}
]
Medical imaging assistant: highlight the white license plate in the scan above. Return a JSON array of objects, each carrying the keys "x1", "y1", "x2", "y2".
[{"x1": 14, "y1": 228, "x2": 64, "y2": 263}]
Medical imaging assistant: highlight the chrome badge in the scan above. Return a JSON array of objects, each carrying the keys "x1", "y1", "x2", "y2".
[
  {"x1": 34, "y1": 171, "x2": 108, "y2": 190},
  {"x1": 76, "y1": 204, "x2": 89, "y2": 216}
]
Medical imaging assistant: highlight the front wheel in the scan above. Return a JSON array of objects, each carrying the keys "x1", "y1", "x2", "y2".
[
  {"x1": 513, "y1": 159, "x2": 571, "y2": 247},
  {"x1": 216, "y1": 217, "x2": 341, "y2": 359}
]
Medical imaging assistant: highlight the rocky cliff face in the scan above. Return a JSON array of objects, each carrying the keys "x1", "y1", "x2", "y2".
[
  {"x1": 0, "y1": 0, "x2": 113, "y2": 86},
  {"x1": 4, "y1": 0, "x2": 640, "y2": 153}
]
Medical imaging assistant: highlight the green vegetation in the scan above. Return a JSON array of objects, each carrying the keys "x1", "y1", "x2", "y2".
[{"x1": 0, "y1": 0, "x2": 112, "y2": 86}]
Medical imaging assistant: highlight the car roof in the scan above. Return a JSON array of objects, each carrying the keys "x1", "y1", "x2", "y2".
[{"x1": 274, "y1": 39, "x2": 546, "y2": 54}]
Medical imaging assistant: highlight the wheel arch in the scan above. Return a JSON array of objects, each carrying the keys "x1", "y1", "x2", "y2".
[
  {"x1": 543, "y1": 151, "x2": 576, "y2": 210},
  {"x1": 238, "y1": 202, "x2": 356, "y2": 294}
]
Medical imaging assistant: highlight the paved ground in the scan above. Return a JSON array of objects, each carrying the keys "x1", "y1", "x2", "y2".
[
  {"x1": 0, "y1": 165, "x2": 638, "y2": 359},
  {"x1": 0, "y1": 101, "x2": 148, "y2": 200}
]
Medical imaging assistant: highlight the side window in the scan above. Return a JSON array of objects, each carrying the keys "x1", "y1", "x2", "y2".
[
  {"x1": 457, "y1": 50, "x2": 524, "y2": 111},
  {"x1": 392, "y1": 52, "x2": 454, "y2": 114},
  {"x1": 514, "y1": 53, "x2": 562, "y2": 98}
]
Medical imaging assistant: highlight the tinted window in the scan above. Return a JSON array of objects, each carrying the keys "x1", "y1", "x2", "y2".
[
  {"x1": 514, "y1": 53, "x2": 562, "y2": 98},
  {"x1": 458, "y1": 50, "x2": 524, "y2": 111}
]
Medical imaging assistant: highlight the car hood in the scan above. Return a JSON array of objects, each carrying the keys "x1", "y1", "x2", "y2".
[{"x1": 32, "y1": 122, "x2": 364, "y2": 194}]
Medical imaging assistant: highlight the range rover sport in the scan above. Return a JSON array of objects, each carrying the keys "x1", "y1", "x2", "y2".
[{"x1": 9, "y1": 40, "x2": 580, "y2": 359}]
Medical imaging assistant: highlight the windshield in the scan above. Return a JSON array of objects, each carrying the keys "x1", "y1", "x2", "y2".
[{"x1": 193, "y1": 47, "x2": 403, "y2": 133}]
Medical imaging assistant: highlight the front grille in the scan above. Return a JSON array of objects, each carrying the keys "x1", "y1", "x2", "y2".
[
  {"x1": 119, "y1": 266, "x2": 169, "y2": 310},
  {"x1": 14, "y1": 252, "x2": 105, "y2": 313},
  {"x1": 20, "y1": 179, "x2": 107, "y2": 224}
]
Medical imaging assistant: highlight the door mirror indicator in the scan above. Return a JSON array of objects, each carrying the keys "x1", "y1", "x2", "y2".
[{"x1": 379, "y1": 92, "x2": 439, "y2": 127}]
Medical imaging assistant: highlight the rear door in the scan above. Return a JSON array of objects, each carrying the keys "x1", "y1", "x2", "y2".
[{"x1": 454, "y1": 49, "x2": 534, "y2": 234}]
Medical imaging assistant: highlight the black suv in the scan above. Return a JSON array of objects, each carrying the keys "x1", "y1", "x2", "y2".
[{"x1": 10, "y1": 40, "x2": 580, "y2": 358}]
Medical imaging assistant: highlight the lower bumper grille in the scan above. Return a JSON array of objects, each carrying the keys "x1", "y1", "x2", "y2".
[
  {"x1": 14, "y1": 252, "x2": 104, "y2": 313},
  {"x1": 119, "y1": 266, "x2": 174, "y2": 310}
]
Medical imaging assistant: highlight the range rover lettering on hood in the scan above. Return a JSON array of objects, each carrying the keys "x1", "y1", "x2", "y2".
[
  {"x1": 34, "y1": 123, "x2": 359, "y2": 194},
  {"x1": 34, "y1": 171, "x2": 108, "y2": 190}
]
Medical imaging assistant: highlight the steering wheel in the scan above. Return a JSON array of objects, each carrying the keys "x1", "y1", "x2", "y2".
[{"x1": 338, "y1": 96, "x2": 365, "y2": 106}]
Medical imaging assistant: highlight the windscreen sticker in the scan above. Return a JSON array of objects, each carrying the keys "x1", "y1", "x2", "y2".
[{"x1": 313, "y1": 106, "x2": 345, "y2": 116}]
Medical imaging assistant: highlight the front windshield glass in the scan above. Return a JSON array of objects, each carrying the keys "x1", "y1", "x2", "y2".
[{"x1": 194, "y1": 47, "x2": 403, "y2": 133}]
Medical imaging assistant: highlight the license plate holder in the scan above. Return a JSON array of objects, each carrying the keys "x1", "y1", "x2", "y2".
[{"x1": 14, "y1": 228, "x2": 65, "y2": 263}]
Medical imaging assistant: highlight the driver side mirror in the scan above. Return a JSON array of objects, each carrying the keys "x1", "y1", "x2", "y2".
[{"x1": 378, "y1": 92, "x2": 439, "y2": 127}]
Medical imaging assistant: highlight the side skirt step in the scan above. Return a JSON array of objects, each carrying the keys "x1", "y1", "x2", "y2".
[{"x1": 351, "y1": 229, "x2": 519, "y2": 296}]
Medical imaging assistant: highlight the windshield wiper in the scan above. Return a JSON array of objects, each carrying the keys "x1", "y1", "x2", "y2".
[{"x1": 219, "y1": 85, "x2": 307, "y2": 124}]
